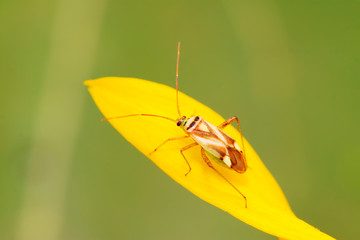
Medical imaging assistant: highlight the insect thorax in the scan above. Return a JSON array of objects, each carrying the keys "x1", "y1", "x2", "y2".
[{"x1": 181, "y1": 116, "x2": 202, "y2": 133}]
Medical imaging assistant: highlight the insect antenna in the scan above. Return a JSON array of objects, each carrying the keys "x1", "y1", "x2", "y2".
[
  {"x1": 102, "y1": 114, "x2": 176, "y2": 123},
  {"x1": 176, "y1": 42, "x2": 182, "y2": 118}
]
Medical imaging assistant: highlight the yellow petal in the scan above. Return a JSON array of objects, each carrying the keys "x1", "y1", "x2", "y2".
[{"x1": 85, "y1": 77, "x2": 335, "y2": 240}]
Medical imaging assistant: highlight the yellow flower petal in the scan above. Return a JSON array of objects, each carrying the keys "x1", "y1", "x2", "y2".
[{"x1": 85, "y1": 77, "x2": 335, "y2": 240}]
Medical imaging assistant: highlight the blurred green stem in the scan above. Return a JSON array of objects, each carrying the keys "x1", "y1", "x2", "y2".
[{"x1": 15, "y1": 1, "x2": 106, "y2": 240}]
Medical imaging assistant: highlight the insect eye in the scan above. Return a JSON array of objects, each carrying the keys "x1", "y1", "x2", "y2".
[
  {"x1": 195, "y1": 116, "x2": 199, "y2": 121},
  {"x1": 177, "y1": 121, "x2": 182, "y2": 126}
]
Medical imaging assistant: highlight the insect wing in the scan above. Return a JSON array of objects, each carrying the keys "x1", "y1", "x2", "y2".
[
  {"x1": 190, "y1": 133, "x2": 228, "y2": 160},
  {"x1": 227, "y1": 146, "x2": 247, "y2": 173},
  {"x1": 191, "y1": 119, "x2": 247, "y2": 173},
  {"x1": 203, "y1": 120, "x2": 236, "y2": 147}
]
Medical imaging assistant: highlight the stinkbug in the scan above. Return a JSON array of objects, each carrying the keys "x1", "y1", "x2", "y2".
[{"x1": 104, "y1": 43, "x2": 248, "y2": 207}]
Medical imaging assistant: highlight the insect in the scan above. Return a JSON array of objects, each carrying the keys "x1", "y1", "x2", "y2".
[{"x1": 103, "y1": 43, "x2": 248, "y2": 207}]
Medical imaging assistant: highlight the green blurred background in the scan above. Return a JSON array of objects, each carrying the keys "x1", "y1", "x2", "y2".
[{"x1": 1, "y1": 0, "x2": 359, "y2": 239}]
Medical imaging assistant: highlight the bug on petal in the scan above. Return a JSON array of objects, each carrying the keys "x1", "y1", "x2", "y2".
[{"x1": 103, "y1": 42, "x2": 248, "y2": 208}]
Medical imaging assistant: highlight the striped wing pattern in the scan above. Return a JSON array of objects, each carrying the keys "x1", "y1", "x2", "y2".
[{"x1": 188, "y1": 118, "x2": 247, "y2": 173}]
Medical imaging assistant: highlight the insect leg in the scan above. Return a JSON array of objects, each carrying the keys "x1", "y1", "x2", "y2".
[
  {"x1": 149, "y1": 135, "x2": 190, "y2": 155},
  {"x1": 218, "y1": 117, "x2": 246, "y2": 158},
  {"x1": 218, "y1": 116, "x2": 238, "y2": 129},
  {"x1": 200, "y1": 148, "x2": 247, "y2": 208},
  {"x1": 180, "y1": 142, "x2": 198, "y2": 176}
]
